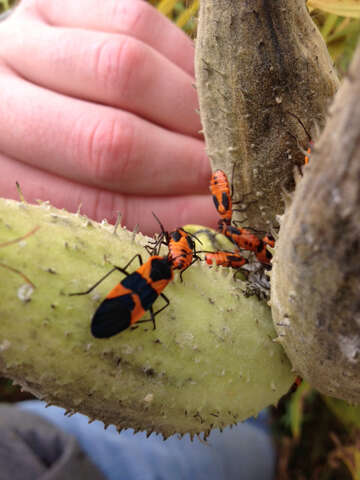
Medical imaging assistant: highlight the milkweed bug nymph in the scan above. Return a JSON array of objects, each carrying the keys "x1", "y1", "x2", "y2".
[
  {"x1": 149, "y1": 213, "x2": 201, "y2": 281},
  {"x1": 218, "y1": 220, "x2": 274, "y2": 266},
  {"x1": 254, "y1": 234, "x2": 275, "y2": 266},
  {"x1": 209, "y1": 169, "x2": 233, "y2": 225},
  {"x1": 210, "y1": 166, "x2": 255, "y2": 226},
  {"x1": 204, "y1": 251, "x2": 248, "y2": 269}
]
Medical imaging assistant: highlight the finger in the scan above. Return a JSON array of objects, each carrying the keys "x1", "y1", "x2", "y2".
[
  {"x1": 0, "y1": 66, "x2": 209, "y2": 196},
  {"x1": 16, "y1": 0, "x2": 195, "y2": 76},
  {"x1": 0, "y1": 20, "x2": 201, "y2": 137},
  {"x1": 0, "y1": 154, "x2": 218, "y2": 235}
]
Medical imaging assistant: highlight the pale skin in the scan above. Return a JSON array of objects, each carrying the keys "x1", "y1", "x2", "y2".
[{"x1": 0, "y1": 0, "x2": 218, "y2": 234}]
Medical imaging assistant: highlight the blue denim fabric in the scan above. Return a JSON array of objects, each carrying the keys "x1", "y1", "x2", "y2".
[{"x1": 20, "y1": 401, "x2": 275, "y2": 480}]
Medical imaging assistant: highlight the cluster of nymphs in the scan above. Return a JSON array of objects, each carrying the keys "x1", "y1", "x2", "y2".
[
  {"x1": 204, "y1": 169, "x2": 276, "y2": 300},
  {"x1": 207, "y1": 169, "x2": 275, "y2": 269}
]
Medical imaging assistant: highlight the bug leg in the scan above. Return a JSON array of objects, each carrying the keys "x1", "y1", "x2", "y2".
[
  {"x1": 145, "y1": 234, "x2": 167, "y2": 256},
  {"x1": 152, "y1": 293, "x2": 170, "y2": 320},
  {"x1": 69, "y1": 254, "x2": 143, "y2": 296},
  {"x1": 122, "y1": 254, "x2": 143, "y2": 271},
  {"x1": 178, "y1": 256, "x2": 200, "y2": 282},
  {"x1": 68, "y1": 267, "x2": 120, "y2": 296},
  {"x1": 136, "y1": 293, "x2": 170, "y2": 329},
  {"x1": 150, "y1": 306, "x2": 156, "y2": 330}
]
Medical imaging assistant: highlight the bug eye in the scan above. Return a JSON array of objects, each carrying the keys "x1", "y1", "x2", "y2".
[{"x1": 172, "y1": 231, "x2": 182, "y2": 242}]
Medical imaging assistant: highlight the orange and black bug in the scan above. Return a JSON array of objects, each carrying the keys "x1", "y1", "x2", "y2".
[
  {"x1": 69, "y1": 254, "x2": 173, "y2": 338},
  {"x1": 209, "y1": 170, "x2": 233, "y2": 225},
  {"x1": 149, "y1": 213, "x2": 201, "y2": 281},
  {"x1": 218, "y1": 220, "x2": 262, "y2": 252},
  {"x1": 167, "y1": 228, "x2": 199, "y2": 279},
  {"x1": 218, "y1": 220, "x2": 274, "y2": 266},
  {"x1": 210, "y1": 168, "x2": 255, "y2": 226},
  {"x1": 253, "y1": 234, "x2": 275, "y2": 266},
  {"x1": 209, "y1": 170, "x2": 275, "y2": 266},
  {"x1": 205, "y1": 251, "x2": 247, "y2": 269},
  {"x1": 0, "y1": 226, "x2": 40, "y2": 288},
  {"x1": 304, "y1": 140, "x2": 313, "y2": 165}
]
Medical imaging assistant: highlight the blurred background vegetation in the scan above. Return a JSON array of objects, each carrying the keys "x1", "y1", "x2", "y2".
[{"x1": 0, "y1": 0, "x2": 359, "y2": 478}]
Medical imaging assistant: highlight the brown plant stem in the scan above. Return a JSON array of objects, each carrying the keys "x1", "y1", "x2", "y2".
[
  {"x1": 195, "y1": 0, "x2": 339, "y2": 230},
  {"x1": 271, "y1": 44, "x2": 360, "y2": 403}
]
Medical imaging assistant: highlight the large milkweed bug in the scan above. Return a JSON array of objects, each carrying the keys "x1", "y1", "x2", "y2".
[
  {"x1": 218, "y1": 220, "x2": 261, "y2": 252},
  {"x1": 149, "y1": 213, "x2": 201, "y2": 281},
  {"x1": 209, "y1": 170, "x2": 233, "y2": 225},
  {"x1": 205, "y1": 251, "x2": 247, "y2": 269},
  {"x1": 253, "y1": 233, "x2": 275, "y2": 266},
  {"x1": 167, "y1": 228, "x2": 199, "y2": 278},
  {"x1": 209, "y1": 168, "x2": 253, "y2": 226},
  {"x1": 69, "y1": 253, "x2": 173, "y2": 338},
  {"x1": 0, "y1": 226, "x2": 40, "y2": 288},
  {"x1": 218, "y1": 220, "x2": 274, "y2": 266}
]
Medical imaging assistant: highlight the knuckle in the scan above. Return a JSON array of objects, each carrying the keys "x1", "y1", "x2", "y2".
[
  {"x1": 108, "y1": 0, "x2": 149, "y2": 33},
  {"x1": 116, "y1": 38, "x2": 147, "y2": 101},
  {"x1": 71, "y1": 115, "x2": 134, "y2": 185},
  {"x1": 88, "y1": 117, "x2": 134, "y2": 184},
  {"x1": 91, "y1": 35, "x2": 146, "y2": 100},
  {"x1": 91, "y1": 38, "x2": 123, "y2": 93}
]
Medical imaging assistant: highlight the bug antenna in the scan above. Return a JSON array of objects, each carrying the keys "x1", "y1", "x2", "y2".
[
  {"x1": 285, "y1": 111, "x2": 312, "y2": 141},
  {"x1": 182, "y1": 229, "x2": 203, "y2": 245},
  {"x1": 151, "y1": 211, "x2": 166, "y2": 236},
  {"x1": 150, "y1": 212, "x2": 169, "y2": 256}
]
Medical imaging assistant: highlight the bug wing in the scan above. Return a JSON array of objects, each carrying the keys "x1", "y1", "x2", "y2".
[{"x1": 91, "y1": 294, "x2": 134, "y2": 338}]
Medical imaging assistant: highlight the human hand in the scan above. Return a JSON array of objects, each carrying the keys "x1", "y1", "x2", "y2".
[{"x1": 0, "y1": 0, "x2": 217, "y2": 234}]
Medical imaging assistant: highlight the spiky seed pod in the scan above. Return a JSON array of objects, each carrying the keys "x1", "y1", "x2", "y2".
[
  {"x1": 195, "y1": 0, "x2": 339, "y2": 230},
  {"x1": 271, "y1": 45, "x2": 360, "y2": 403},
  {"x1": 0, "y1": 198, "x2": 294, "y2": 438}
]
